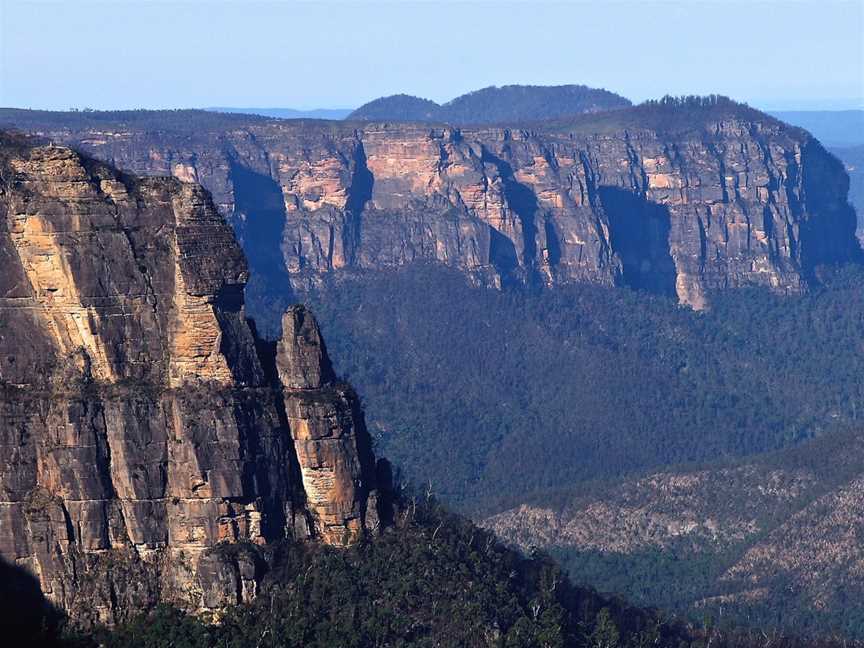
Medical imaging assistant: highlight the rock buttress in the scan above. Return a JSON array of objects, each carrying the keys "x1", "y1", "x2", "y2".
[
  {"x1": 0, "y1": 134, "x2": 381, "y2": 626},
  {"x1": 276, "y1": 305, "x2": 379, "y2": 546}
]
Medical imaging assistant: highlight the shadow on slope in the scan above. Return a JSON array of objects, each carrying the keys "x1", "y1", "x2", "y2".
[
  {"x1": 599, "y1": 187, "x2": 677, "y2": 297},
  {"x1": 0, "y1": 557, "x2": 63, "y2": 644},
  {"x1": 229, "y1": 161, "x2": 296, "y2": 338}
]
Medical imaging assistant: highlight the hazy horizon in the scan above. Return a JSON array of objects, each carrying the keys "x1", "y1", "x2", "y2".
[
  {"x1": 4, "y1": 91, "x2": 864, "y2": 115},
  {"x1": 2, "y1": 98, "x2": 863, "y2": 113},
  {"x1": 1, "y1": 0, "x2": 862, "y2": 112}
]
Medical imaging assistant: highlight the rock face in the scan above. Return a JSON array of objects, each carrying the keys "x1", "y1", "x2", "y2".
[
  {"x1": 0, "y1": 133, "x2": 381, "y2": 625},
  {"x1": 276, "y1": 306, "x2": 377, "y2": 546},
  {"x1": 276, "y1": 305, "x2": 337, "y2": 389},
  {"x1": 2, "y1": 99, "x2": 858, "y2": 328}
]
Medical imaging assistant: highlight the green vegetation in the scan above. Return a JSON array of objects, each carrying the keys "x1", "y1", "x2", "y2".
[
  {"x1": 295, "y1": 262, "x2": 864, "y2": 638},
  {"x1": 347, "y1": 84, "x2": 631, "y2": 124},
  {"x1": 0, "y1": 108, "x2": 278, "y2": 133},
  {"x1": 440, "y1": 85, "x2": 631, "y2": 124},
  {"x1": 0, "y1": 94, "x2": 784, "y2": 142},
  {"x1": 56, "y1": 503, "x2": 681, "y2": 648},
  {"x1": 540, "y1": 95, "x2": 794, "y2": 137},
  {"x1": 346, "y1": 94, "x2": 443, "y2": 122},
  {"x1": 0, "y1": 107, "x2": 353, "y2": 135},
  {"x1": 554, "y1": 542, "x2": 864, "y2": 642},
  {"x1": 539, "y1": 425, "x2": 864, "y2": 638},
  {"x1": 55, "y1": 502, "x2": 856, "y2": 647},
  {"x1": 341, "y1": 92, "x2": 784, "y2": 135},
  {"x1": 302, "y1": 263, "x2": 864, "y2": 514}
]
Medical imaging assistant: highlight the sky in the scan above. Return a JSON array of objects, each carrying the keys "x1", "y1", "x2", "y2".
[{"x1": 1, "y1": 0, "x2": 862, "y2": 111}]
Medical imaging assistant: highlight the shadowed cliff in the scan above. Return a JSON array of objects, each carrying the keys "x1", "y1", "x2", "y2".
[
  {"x1": 0, "y1": 557, "x2": 63, "y2": 642},
  {"x1": 2, "y1": 96, "x2": 858, "y2": 332}
]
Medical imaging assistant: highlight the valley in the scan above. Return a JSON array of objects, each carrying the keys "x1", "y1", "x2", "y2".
[
  {"x1": 3, "y1": 0, "x2": 863, "y2": 642},
  {"x1": 1, "y1": 89, "x2": 863, "y2": 642}
]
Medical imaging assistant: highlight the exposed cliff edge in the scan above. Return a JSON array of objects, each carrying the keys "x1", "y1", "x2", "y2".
[
  {"x1": 1, "y1": 97, "x2": 859, "y2": 333},
  {"x1": 0, "y1": 133, "x2": 384, "y2": 626}
]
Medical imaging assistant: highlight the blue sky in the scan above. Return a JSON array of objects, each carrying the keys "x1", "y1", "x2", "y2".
[{"x1": 1, "y1": 0, "x2": 862, "y2": 111}]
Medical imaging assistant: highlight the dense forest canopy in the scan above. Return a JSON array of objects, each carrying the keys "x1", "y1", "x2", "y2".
[
  {"x1": 347, "y1": 84, "x2": 631, "y2": 123},
  {"x1": 38, "y1": 500, "x2": 861, "y2": 648},
  {"x1": 293, "y1": 262, "x2": 864, "y2": 638},
  {"x1": 302, "y1": 263, "x2": 864, "y2": 514}
]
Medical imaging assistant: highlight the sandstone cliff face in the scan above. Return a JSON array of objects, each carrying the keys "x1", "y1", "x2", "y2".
[
  {"x1": 4, "y1": 104, "x2": 858, "y2": 322},
  {"x1": 277, "y1": 306, "x2": 378, "y2": 546},
  {"x1": 0, "y1": 134, "x2": 381, "y2": 625}
]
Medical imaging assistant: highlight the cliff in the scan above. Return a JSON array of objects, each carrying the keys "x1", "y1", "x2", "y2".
[
  {"x1": 1, "y1": 98, "x2": 858, "y2": 331},
  {"x1": 0, "y1": 133, "x2": 383, "y2": 626},
  {"x1": 276, "y1": 306, "x2": 381, "y2": 546}
]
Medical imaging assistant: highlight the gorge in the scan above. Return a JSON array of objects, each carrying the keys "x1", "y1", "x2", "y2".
[{"x1": 1, "y1": 92, "x2": 863, "y2": 640}]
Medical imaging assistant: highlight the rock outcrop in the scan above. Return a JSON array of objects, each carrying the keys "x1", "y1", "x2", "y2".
[
  {"x1": 0, "y1": 133, "x2": 382, "y2": 625},
  {"x1": 2, "y1": 98, "x2": 858, "y2": 328},
  {"x1": 276, "y1": 306, "x2": 378, "y2": 546}
]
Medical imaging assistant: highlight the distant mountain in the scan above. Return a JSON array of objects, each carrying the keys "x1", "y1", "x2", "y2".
[
  {"x1": 769, "y1": 110, "x2": 864, "y2": 147},
  {"x1": 208, "y1": 106, "x2": 353, "y2": 120},
  {"x1": 347, "y1": 84, "x2": 632, "y2": 123},
  {"x1": 441, "y1": 84, "x2": 632, "y2": 123},
  {"x1": 345, "y1": 93, "x2": 441, "y2": 122},
  {"x1": 4, "y1": 96, "x2": 856, "y2": 332}
]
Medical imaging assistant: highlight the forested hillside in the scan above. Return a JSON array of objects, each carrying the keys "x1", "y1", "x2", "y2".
[
  {"x1": 304, "y1": 263, "x2": 864, "y2": 513},
  {"x1": 487, "y1": 423, "x2": 864, "y2": 638},
  {"x1": 297, "y1": 263, "x2": 864, "y2": 636},
  {"x1": 40, "y1": 500, "x2": 859, "y2": 648},
  {"x1": 26, "y1": 499, "x2": 701, "y2": 647},
  {"x1": 347, "y1": 84, "x2": 631, "y2": 123}
]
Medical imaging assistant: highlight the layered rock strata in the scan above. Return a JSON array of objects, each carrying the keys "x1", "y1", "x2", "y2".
[
  {"x1": 0, "y1": 133, "x2": 381, "y2": 625},
  {"x1": 3, "y1": 102, "x2": 858, "y2": 318},
  {"x1": 277, "y1": 306, "x2": 378, "y2": 546}
]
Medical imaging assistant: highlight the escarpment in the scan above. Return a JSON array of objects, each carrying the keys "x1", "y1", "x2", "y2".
[
  {"x1": 2, "y1": 100, "x2": 859, "y2": 323},
  {"x1": 0, "y1": 133, "x2": 383, "y2": 626}
]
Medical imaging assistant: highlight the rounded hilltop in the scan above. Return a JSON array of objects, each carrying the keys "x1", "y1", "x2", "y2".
[{"x1": 347, "y1": 83, "x2": 632, "y2": 124}]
